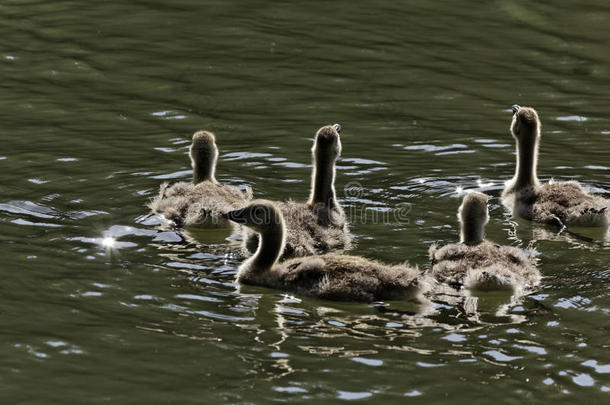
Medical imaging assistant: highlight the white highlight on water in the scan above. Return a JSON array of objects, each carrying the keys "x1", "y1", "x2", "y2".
[{"x1": 102, "y1": 237, "x2": 115, "y2": 248}]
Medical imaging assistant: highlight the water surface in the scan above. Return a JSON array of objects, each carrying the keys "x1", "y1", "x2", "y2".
[{"x1": 1, "y1": 0, "x2": 609, "y2": 403}]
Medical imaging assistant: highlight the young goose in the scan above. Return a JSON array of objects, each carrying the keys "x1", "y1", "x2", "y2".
[
  {"x1": 429, "y1": 192, "x2": 540, "y2": 293},
  {"x1": 226, "y1": 200, "x2": 430, "y2": 302},
  {"x1": 502, "y1": 105, "x2": 609, "y2": 229},
  {"x1": 149, "y1": 131, "x2": 251, "y2": 227},
  {"x1": 242, "y1": 124, "x2": 350, "y2": 257}
]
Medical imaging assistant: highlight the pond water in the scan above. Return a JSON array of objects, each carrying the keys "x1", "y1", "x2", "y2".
[{"x1": 1, "y1": 0, "x2": 609, "y2": 403}]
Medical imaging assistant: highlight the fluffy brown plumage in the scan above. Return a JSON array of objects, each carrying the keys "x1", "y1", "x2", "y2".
[
  {"x1": 502, "y1": 105, "x2": 609, "y2": 229},
  {"x1": 149, "y1": 131, "x2": 251, "y2": 227},
  {"x1": 507, "y1": 181, "x2": 609, "y2": 228},
  {"x1": 242, "y1": 124, "x2": 351, "y2": 257},
  {"x1": 226, "y1": 200, "x2": 431, "y2": 302},
  {"x1": 429, "y1": 192, "x2": 540, "y2": 293}
]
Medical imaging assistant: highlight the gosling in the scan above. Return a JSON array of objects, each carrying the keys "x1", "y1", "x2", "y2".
[
  {"x1": 429, "y1": 192, "x2": 540, "y2": 293},
  {"x1": 149, "y1": 131, "x2": 251, "y2": 227},
  {"x1": 502, "y1": 105, "x2": 609, "y2": 229},
  {"x1": 226, "y1": 200, "x2": 431, "y2": 302},
  {"x1": 241, "y1": 124, "x2": 350, "y2": 257}
]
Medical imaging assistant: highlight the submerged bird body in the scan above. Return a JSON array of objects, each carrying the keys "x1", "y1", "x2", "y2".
[
  {"x1": 244, "y1": 253, "x2": 425, "y2": 302},
  {"x1": 429, "y1": 192, "x2": 539, "y2": 292},
  {"x1": 149, "y1": 131, "x2": 251, "y2": 227},
  {"x1": 429, "y1": 240, "x2": 537, "y2": 292},
  {"x1": 151, "y1": 180, "x2": 249, "y2": 227},
  {"x1": 242, "y1": 124, "x2": 350, "y2": 257},
  {"x1": 502, "y1": 105, "x2": 609, "y2": 229},
  {"x1": 228, "y1": 200, "x2": 430, "y2": 302},
  {"x1": 504, "y1": 181, "x2": 609, "y2": 228}
]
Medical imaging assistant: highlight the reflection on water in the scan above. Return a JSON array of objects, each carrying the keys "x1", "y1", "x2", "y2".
[{"x1": 1, "y1": 0, "x2": 609, "y2": 402}]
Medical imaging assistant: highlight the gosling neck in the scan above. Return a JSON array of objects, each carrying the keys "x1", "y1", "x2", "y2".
[
  {"x1": 308, "y1": 154, "x2": 337, "y2": 209},
  {"x1": 241, "y1": 221, "x2": 285, "y2": 276},
  {"x1": 460, "y1": 219, "x2": 485, "y2": 246},
  {"x1": 513, "y1": 130, "x2": 540, "y2": 190},
  {"x1": 192, "y1": 156, "x2": 217, "y2": 184}
]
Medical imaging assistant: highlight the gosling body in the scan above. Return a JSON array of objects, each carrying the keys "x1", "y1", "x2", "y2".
[
  {"x1": 502, "y1": 105, "x2": 609, "y2": 229},
  {"x1": 228, "y1": 200, "x2": 430, "y2": 302},
  {"x1": 429, "y1": 192, "x2": 540, "y2": 292},
  {"x1": 149, "y1": 131, "x2": 251, "y2": 227},
  {"x1": 242, "y1": 124, "x2": 350, "y2": 257}
]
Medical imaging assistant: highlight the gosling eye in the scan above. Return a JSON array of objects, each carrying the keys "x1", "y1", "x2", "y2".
[
  {"x1": 332, "y1": 123, "x2": 341, "y2": 133},
  {"x1": 511, "y1": 104, "x2": 520, "y2": 114}
]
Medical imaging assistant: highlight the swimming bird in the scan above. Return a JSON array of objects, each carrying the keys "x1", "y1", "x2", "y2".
[
  {"x1": 149, "y1": 131, "x2": 251, "y2": 227},
  {"x1": 225, "y1": 200, "x2": 430, "y2": 302},
  {"x1": 429, "y1": 192, "x2": 540, "y2": 293},
  {"x1": 502, "y1": 105, "x2": 609, "y2": 229},
  {"x1": 241, "y1": 124, "x2": 350, "y2": 257}
]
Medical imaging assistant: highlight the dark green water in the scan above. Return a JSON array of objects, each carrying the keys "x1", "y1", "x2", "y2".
[{"x1": 1, "y1": 0, "x2": 609, "y2": 403}]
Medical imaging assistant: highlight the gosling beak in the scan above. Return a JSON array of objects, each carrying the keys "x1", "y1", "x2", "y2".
[
  {"x1": 223, "y1": 208, "x2": 246, "y2": 224},
  {"x1": 511, "y1": 105, "x2": 520, "y2": 114},
  {"x1": 332, "y1": 123, "x2": 341, "y2": 133}
]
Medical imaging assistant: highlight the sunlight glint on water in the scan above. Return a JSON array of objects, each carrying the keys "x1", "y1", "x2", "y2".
[{"x1": 0, "y1": 0, "x2": 609, "y2": 403}]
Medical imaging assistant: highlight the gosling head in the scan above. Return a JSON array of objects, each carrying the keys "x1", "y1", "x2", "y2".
[
  {"x1": 313, "y1": 124, "x2": 342, "y2": 162},
  {"x1": 459, "y1": 192, "x2": 489, "y2": 246},
  {"x1": 510, "y1": 105, "x2": 541, "y2": 143},
  {"x1": 224, "y1": 200, "x2": 284, "y2": 234},
  {"x1": 190, "y1": 130, "x2": 219, "y2": 184}
]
